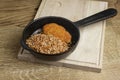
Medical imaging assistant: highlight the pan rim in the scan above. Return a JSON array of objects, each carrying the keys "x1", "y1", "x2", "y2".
[{"x1": 21, "y1": 16, "x2": 80, "y2": 57}]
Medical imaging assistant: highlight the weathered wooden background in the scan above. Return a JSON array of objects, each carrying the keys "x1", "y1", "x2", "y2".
[{"x1": 0, "y1": 0, "x2": 120, "y2": 80}]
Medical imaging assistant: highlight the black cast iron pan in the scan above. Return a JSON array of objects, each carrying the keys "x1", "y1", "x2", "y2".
[{"x1": 21, "y1": 8, "x2": 117, "y2": 61}]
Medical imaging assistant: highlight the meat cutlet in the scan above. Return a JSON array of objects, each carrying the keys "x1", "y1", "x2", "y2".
[{"x1": 43, "y1": 23, "x2": 71, "y2": 43}]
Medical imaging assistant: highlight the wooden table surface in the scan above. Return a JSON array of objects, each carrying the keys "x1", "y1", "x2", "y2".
[{"x1": 0, "y1": 0, "x2": 120, "y2": 80}]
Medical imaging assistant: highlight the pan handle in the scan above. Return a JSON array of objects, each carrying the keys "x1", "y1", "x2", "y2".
[{"x1": 74, "y1": 8, "x2": 117, "y2": 26}]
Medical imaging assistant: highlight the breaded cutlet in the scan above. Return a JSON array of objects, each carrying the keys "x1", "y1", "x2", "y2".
[{"x1": 43, "y1": 23, "x2": 71, "y2": 43}]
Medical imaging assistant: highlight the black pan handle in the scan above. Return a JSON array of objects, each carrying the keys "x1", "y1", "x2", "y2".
[{"x1": 74, "y1": 8, "x2": 117, "y2": 26}]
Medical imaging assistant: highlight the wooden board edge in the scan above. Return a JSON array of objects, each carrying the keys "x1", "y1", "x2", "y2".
[
  {"x1": 34, "y1": 0, "x2": 47, "y2": 19},
  {"x1": 18, "y1": 51, "x2": 101, "y2": 72},
  {"x1": 98, "y1": 2, "x2": 108, "y2": 70}
]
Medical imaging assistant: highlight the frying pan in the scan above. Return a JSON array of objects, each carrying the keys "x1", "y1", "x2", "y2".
[{"x1": 21, "y1": 8, "x2": 117, "y2": 61}]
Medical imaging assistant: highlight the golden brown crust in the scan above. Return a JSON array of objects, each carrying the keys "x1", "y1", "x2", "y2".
[{"x1": 43, "y1": 23, "x2": 71, "y2": 43}]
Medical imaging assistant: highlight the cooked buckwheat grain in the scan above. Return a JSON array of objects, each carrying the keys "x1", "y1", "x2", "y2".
[{"x1": 26, "y1": 33, "x2": 69, "y2": 54}]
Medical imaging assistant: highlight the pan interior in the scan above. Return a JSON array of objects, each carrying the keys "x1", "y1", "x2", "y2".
[{"x1": 22, "y1": 16, "x2": 80, "y2": 55}]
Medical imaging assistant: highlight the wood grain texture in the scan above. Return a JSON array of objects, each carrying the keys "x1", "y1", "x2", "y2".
[
  {"x1": 0, "y1": 0, "x2": 41, "y2": 27},
  {"x1": 0, "y1": 0, "x2": 120, "y2": 80}
]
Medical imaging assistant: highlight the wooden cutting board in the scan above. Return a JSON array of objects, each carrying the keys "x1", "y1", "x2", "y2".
[{"x1": 18, "y1": 0, "x2": 107, "y2": 72}]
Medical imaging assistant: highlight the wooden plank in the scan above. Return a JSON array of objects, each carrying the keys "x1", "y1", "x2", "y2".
[{"x1": 18, "y1": 0, "x2": 107, "y2": 72}]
